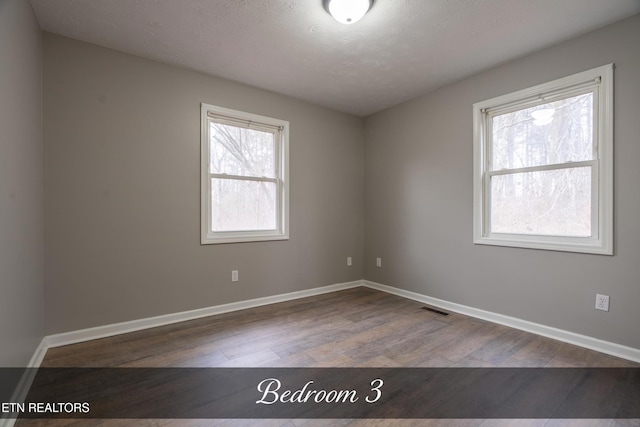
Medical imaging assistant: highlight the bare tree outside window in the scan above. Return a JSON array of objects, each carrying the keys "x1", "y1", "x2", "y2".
[
  {"x1": 490, "y1": 93, "x2": 593, "y2": 237},
  {"x1": 473, "y1": 64, "x2": 613, "y2": 254},
  {"x1": 201, "y1": 103, "x2": 289, "y2": 245},
  {"x1": 209, "y1": 123, "x2": 277, "y2": 232}
]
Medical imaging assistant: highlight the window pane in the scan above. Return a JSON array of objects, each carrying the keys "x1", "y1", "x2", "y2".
[
  {"x1": 490, "y1": 167, "x2": 591, "y2": 237},
  {"x1": 211, "y1": 178, "x2": 276, "y2": 232},
  {"x1": 492, "y1": 93, "x2": 593, "y2": 170},
  {"x1": 209, "y1": 122, "x2": 276, "y2": 178}
]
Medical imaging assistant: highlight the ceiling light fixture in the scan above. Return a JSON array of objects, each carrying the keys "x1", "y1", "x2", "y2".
[{"x1": 324, "y1": 0, "x2": 373, "y2": 25}]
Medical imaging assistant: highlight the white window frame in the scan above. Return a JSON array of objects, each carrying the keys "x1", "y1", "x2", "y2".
[
  {"x1": 201, "y1": 103, "x2": 289, "y2": 245},
  {"x1": 472, "y1": 64, "x2": 613, "y2": 255}
]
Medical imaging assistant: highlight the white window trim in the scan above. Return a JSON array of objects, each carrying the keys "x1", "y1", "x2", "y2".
[
  {"x1": 201, "y1": 103, "x2": 290, "y2": 245},
  {"x1": 472, "y1": 64, "x2": 613, "y2": 255}
]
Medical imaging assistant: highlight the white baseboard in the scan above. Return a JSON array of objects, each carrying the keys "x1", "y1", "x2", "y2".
[
  {"x1": 1, "y1": 338, "x2": 49, "y2": 427},
  {"x1": 1, "y1": 281, "x2": 361, "y2": 427},
  {"x1": 19, "y1": 277, "x2": 640, "y2": 367},
  {"x1": 363, "y1": 280, "x2": 640, "y2": 364},
  {"x1": 5, "y1": 277, "x2": 640, "y2": 427},
  {"x1": 46, "y1": 280, "x2": 363, "y2": 348}
]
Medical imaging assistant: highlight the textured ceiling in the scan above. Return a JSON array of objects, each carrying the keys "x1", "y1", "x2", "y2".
[{"x1": 29, "y1": 0, "x2": 640, "y2": 116}]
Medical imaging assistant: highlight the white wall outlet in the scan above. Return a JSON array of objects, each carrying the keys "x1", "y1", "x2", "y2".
[
  {"x1": 232, "y1": 270, "x2": 239, "y2": 282},
  {"x1": 376, "y1": 257, "x2": 382, "y2": 268},
  {"x1": 347, "y1": 257, "x2": 352, "y2": 266},
  {"x1": 595, "y1": 294, "x2": 609, "y2": 311}
]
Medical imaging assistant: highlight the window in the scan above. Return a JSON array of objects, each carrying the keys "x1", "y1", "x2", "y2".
[
  {"x1": 473, "y1": 64, "x2": 613, "y2": 254},
  {"x1": 201, "y1": 103, "x2": 289, "y2": 244}
]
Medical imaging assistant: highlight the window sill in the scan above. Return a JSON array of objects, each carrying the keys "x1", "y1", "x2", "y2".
[
  {"x1": 474, "y1": 234, "x2": 613, "y2": 255},
  {"x1": 201, "y1": 233, "x2": 289, "y2": 245}
]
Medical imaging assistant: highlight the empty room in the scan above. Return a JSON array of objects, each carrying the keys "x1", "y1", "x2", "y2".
[{"x1": 2, "y1": 0, "x2": 640, "y2": 425}]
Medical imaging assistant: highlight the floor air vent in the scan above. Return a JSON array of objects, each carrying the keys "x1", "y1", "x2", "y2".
[{"x1": 422, "y1": 307, "x2": 450, "y2": 316}]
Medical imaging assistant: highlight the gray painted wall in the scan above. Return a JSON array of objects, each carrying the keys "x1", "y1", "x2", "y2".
[
  {"x1": 0, "y1": 0, "x2": 44, "y2": 366},
  {"x1": 43, "y1": 34, "x2": 364, "y2": 334},
  {"x1": 364, "y1": 14, "x2": 640, "y2": 349},
  {"x1": 26, "y1": 10, "x2": 640, "y2": 353}
]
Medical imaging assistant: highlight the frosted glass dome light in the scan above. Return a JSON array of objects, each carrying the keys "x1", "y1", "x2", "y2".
[{"x1": 326, "y1": 0, "x2": 373, "y2": 24}]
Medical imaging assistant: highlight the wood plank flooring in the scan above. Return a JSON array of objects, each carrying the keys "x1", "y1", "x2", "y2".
[{"x1": 17, "y1": 287, "x2": 639, "y2": 426}]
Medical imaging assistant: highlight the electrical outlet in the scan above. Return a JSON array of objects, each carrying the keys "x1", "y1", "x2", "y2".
[
  {"x1": 347, "y1": 257, "x2": 352, "y2": 266},
  {"x1": 595, "y1": 294, "x2": 609, "y2": 311},
  {"x1": 376, "y1": 258, "x2": 382, "y2": 268},
  {"x1": 232, "y1": 270, "x2": 239, "y2": 282}
]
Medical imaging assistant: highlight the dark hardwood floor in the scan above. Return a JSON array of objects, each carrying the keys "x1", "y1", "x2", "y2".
[{"x1": 17, "y1": 287, "x2": 639, "y2": 426}]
